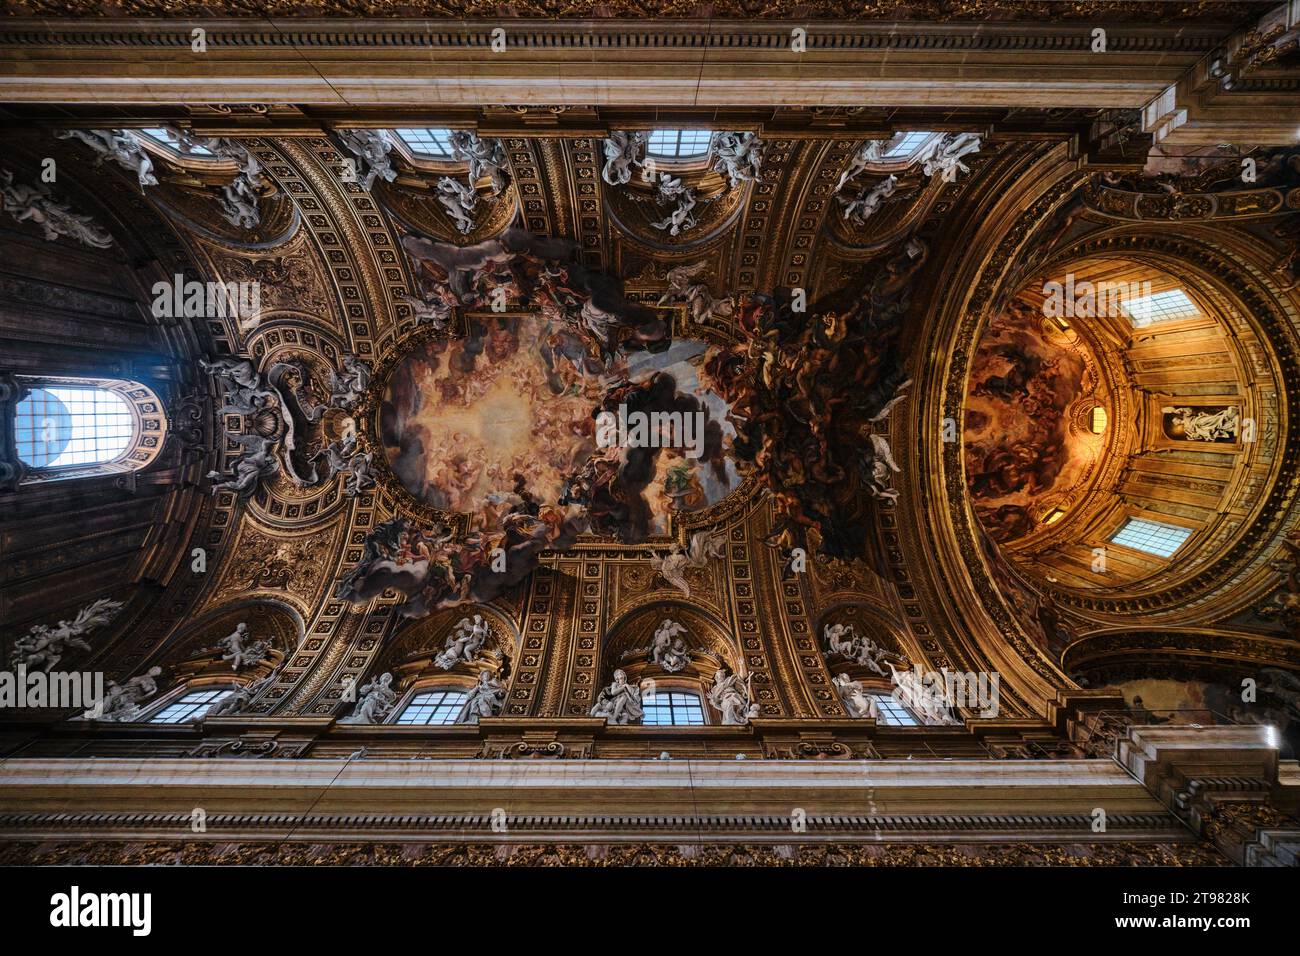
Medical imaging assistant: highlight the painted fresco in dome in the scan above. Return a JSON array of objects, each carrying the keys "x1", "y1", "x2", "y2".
[{"x1": 964, "y1": 299, "x2": 1103, "y2": 544}]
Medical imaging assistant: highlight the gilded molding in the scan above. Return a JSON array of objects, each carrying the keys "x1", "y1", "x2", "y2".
[{"x1": 0, "y1": 838, "x2": 1228, "y2": 868}]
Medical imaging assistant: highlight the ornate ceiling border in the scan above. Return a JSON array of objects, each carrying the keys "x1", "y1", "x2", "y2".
[
  {"x1": 925, "y1": 149, "x2": 1087, "y2": 713},
  {"x1": 0, "y1": 838, "x2": 1226, "y2": 867},
  {"x1": 0, "y1": 2, "x2": 1269, "y2": 23}
]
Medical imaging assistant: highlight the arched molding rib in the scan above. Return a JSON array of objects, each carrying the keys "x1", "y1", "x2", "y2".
[
  {"x1": 1063, "y1": 628, "x2": 1300, "y2": 684},
  {"x1": 602, "y1": 600, "x2": 741, "y2": 676},
  {"x1": 914, "y1": 142, "x2": 1088, "y2": 717}
]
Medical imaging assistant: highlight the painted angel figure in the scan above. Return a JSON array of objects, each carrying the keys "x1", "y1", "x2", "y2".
[
  {"x1": 648, "y1": 530, "x2": 726, "y2": 599},
  {"x1": 708, "y1": 667, "x2": 759, "y2": 725},
  {"x1": 649, "y1": 619, "x2": 691, "y2": 673},
  {"x1": 658, "y1": 260, "x2": 735, "y2": 324},
  {"x1": 339, "y1": 672, "x2": 397, "y2": 724},
  {"x1": 864, "y1": 432, "x2": 902, "y2": 503},
  {"x1": 589, "y1": 669, "x2": 644, "y2": 725},
  {"x1": 601, "y1": 131, "x2": 646, "y2": 186},
  {"x1": 1259, "y1": 668, "x2": 1300, "y2": 720},
  {"x1": 461, "y1": 669, "x2": 507, "y2": 723},
  {"x1": 401, "y1": 279, "x2": 457, "y2": 330}
]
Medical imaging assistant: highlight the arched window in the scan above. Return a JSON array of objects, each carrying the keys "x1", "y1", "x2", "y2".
[
  {"x1": 1109, "y1": 516, "x2": 1193, "y2": 558},
  {"x1": 392, "y1": 128, "x2": 457, "y2": 159},
  {"x1": 870, "y1": 692, "x2": 921, "y2": 727},
  {"x1": 16, "y1": 385, "x2": 132, "y2": 468},
  {"x1": 881, "y1": 130, "x2": 937, "y2": 160},
  {"x1": 2, "y1": 375, "x2": 167, "y2": 486},
  {"x1": 131, "y1": 127, "x2": 215, "y2": 158},
  {"x1": 393, "y1": 688, "x2": 469, "y2": 725},
  {"x1": 642, "y1": 689, "x2": 707, "y2": 726},
  {"x1": 1121, "y1": 287, "x2": 1201, "y2": 327},
  {"x1": 147, "y1": 688, "x2": 233, "y2": 724},
  {"x1": 646, "y1": 128, "x2": 712, "y2": 161}
]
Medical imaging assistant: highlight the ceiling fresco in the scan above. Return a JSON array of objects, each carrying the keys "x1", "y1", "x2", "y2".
[
  {"x1": 1104, "y1": 675, "x2": 1300, "y2": 758},
  {"x1": 964, "y1": 298, "x2": 1107, "y2": 544},
  {"x1": 380, "y1": 323, "x2": 743, "y2": 531}
]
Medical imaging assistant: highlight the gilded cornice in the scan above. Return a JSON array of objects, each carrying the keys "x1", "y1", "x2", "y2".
[
  {"x1": 0, "y1": 6, "x2": 1256, "y2": 28},
  {"x1": 1062, "y1": 626, "x2": 1300, "y2": 679},
  {"x1": 0, "y1": 839, "x2": 1228, "y2": 867}
]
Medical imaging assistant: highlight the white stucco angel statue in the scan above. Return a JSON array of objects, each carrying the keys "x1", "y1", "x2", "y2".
[
  {"x1": 833, "y1": 673, "x2": 880, "y2": 719},
  {"x1": 214, "y1": 622, "x2": 269, "y2": 671},
  {"x1": 589, "y1": 669, "x2": 644, "y2": 725},
  {"x1": 648, "y1": 530, "x2": 726, "y2": 599},
  {"x1": 339, "y1": 672, "x2": 397, "y2": 724},
  {"x1": 708, "y1": 667, "x2": 759, "y2": 725},
  {"x1": 648, "y1": 619, "x2": 691, "y2": 673}
]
